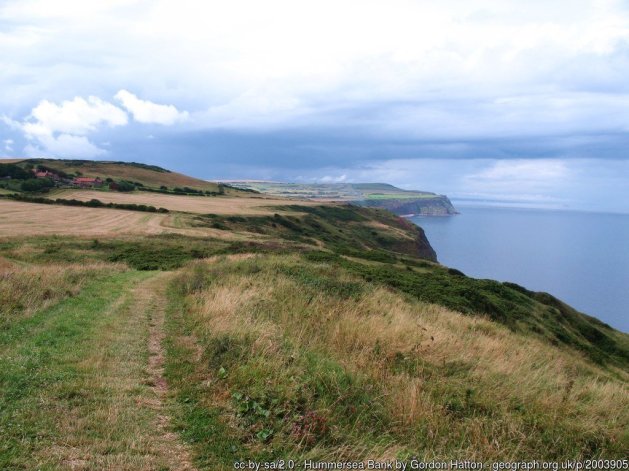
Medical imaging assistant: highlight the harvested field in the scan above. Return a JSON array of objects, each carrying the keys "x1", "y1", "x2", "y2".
[
  {"x1": 53, "y1": 189, "x2": 321, "y2": 215},
  {"x1": 0, "y1": 200, "x2": 170, "y2": 237},
  {"x1": 0, "y1": 200, "x2": 242, "y2": 239}
]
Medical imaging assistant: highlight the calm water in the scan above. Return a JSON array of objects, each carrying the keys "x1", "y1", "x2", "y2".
[{"x1": 410, "y1": 206, "x2": 629, "y2": 332}]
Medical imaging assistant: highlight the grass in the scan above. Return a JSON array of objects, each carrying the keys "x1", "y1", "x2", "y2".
[
  {"x1": 0, "y1": 183, "x2": 627, "y2": 468},
  {"x1": 50, "y1": 189, "x2": 321, "y2": 215},
  {"x1": 334, "y1": 258, "x2": 629, "y2": 366},
  {"x1": 0, "y1": 200, "x2": 254, "y2": 240},
  {"x1": 0, "y1": 257, "x2": 124, "y2": 329},
  {"x1": 0, "y1": 200, "x2": 172, "y2": 238},
  {"x1": 162, "y1": 254, "x2": 628, "y2": 465},
  {"x1": 226, "y1": 182, "x2": 457, "y2": 215},
  {"x1": 26, "y1": 158, "x2": 223, "y2": 192},
  {"x1": 0, "y1": 271, "x2": 145, "y2": 468},
  {"x1": 228, "y1": 182, "x2": 437, "y2": 201},
  {"x1": 0, "y1": 266, "x2": 200, "y2": 470},
  {"x1": 194, "y1": 204, "x2": 437, "y2": 261}
]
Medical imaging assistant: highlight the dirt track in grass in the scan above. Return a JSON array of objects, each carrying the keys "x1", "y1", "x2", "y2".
[{"x1": 0, "y1": 269, "x2": 198, "y2": 470}]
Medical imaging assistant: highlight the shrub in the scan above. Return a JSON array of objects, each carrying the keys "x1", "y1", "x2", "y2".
[
  {"x1": 20, "y1": 178, "x2": 55, "y2": 192},
  {"x1": 114, "y1": 181, "x2": 136, "y2": 192},
  {"x1": 0, "y1": 164, "x2": 31, "y2": 180}
]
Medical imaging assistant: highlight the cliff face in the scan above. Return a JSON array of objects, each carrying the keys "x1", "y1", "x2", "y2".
[
  {"x1": 224, "y1": 182, "x2": 459, "y2": 216},
  {"x1": 386, "y1": 214, "x2": 438, "y2": 261},
  {"x1": 412, "y1": 224, "x2": 438, "y2": 261},
  {"x1": 355, "y1": 195, "x2": 458, "y2": 216}
]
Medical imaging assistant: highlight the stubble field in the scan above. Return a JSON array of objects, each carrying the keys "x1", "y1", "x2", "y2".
[
  {"x1": 53, "y1": 189, "x2": 320, "y2": 215},
  {"x1": 0, "y1": 200, "x2": 251, "y2": 240}
]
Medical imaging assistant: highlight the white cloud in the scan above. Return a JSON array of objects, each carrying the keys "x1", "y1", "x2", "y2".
[
  {"x1": 454, "y1": 159, "x2": 573, "y2": 206},
  {"x1": 5, "y1": 91, "x2": 188, "y2": 157},
  {"x1": 115, "y1": 90, "x2": 188, "y2": 125},
  {"x1": 2, "y1": 0, "x2": 629, "y2": 135},
  {"x1": 319, "y1": 174, "x2": 348, "y2": 183},
  {"x1": 24, "y1": 134, "x2": 106, "y2": 159},
  {"x1": 9, "y1": 95, "x2": 127, "y2": 158},
  {"x1": 24, "y1": 96, "x2": 127, "y2": 137},
  {"x1": 1, "y1": 0, "x2": 629, "y2": 213},
  {"x1": 3, "y1": 138, "x2": 13, "y2": 152},
  {"x1": 465, "y1": 160, "x2": 570, "y2": 183}
]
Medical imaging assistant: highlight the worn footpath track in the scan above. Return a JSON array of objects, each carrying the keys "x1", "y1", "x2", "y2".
[{"x1": 0, "y1": 271, "x2": 197, "y2": 470}]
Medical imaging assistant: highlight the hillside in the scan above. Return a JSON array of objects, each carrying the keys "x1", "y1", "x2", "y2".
[
  {"x1": 1, "y1": 158, "x2": 228, "y2": 193},
  {"x1": 229, "y1": 181, "x2": 459, "y2": 215},
  {"x1": 0, "y1": 159, "x2": 627, "y2": 468}
]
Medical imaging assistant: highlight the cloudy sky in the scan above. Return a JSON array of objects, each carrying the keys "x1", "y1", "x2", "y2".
[{"x1": 1, "y1": 0, "x2": 629, "y2": 212}]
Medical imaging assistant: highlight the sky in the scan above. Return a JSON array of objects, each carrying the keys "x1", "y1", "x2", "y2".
[{"x1": 1, "y1": 0, "x2": 629, "y2": 212}]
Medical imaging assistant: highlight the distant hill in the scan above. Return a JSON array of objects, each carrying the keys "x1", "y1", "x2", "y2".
[
  {"x1": 21, "y1": 159, "x2": 223, "y2": 192},
  {"x1": 228, "y1": 181, "x2": 458, "y2": 215}
]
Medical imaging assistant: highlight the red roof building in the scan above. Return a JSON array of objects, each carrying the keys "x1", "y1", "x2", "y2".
[{"x1": 73, "y1": 177, "x2": 103, "y2": 187}]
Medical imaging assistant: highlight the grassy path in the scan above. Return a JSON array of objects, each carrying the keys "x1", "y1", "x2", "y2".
[{"x1": 0, "y1": 270, "x2": 196, "y2": 470}]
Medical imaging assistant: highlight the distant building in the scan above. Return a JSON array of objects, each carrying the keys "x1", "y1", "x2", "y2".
[
  {"x1": 73, "y1": 177, "x2": 103, "y2": 187},
  {"x1": 34, "y1": 170, "x2": 58, "y2": 180}
]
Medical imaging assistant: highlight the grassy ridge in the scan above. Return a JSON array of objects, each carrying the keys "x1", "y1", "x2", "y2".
[
  {"x1": 27, "y1": 159, "x2": 222, "y2": 192},
  {"x1": 194, "y1": 207, "x2": 627, "y2": 367},
  {"x1": 195, "y1": 204, "x2": 437, "y2": 261},
  {"x1": 331, "y1": 255, "x2": 629, "y2": 367},
  {"x1": 164, "y1": 255, "x2": 628, "y2": 466},
  {"x1": 2, "y1": 205, "x2": 626, "y2": 367}
]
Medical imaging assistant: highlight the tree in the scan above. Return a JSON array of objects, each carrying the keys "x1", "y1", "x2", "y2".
[
  {"x1": 20, "y1": 178, "x2": 55, "y2": 192},
  {"x1": 0, "y1": 163, "x2": 31, "y2": 180},
  {"x1": 114, "y1": 181, "x2": 136, "y2": 192}
]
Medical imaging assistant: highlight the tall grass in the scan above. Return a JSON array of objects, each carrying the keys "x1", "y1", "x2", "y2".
[
  {"x1": 167, "y1": 254, "x2": 629, "y2": 466},
  {"x1": 0, "y1": 257, "x2": 123, "y2": 327}
]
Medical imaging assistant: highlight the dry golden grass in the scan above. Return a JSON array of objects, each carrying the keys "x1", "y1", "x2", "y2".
[
  {"x1": 0, "y1": 158, "x2": 26, "y2": 164},
  {"x1": 41, "y1": 160, "x2": 220, "y2": 192},
  {"x1": 54, "y1": 189, "x2": 322, "y2": 215},
  {"x1": 174, "y1": 255, "x2": 629, "y2": 461},
  {"x1": 0, "y1": 200, "x2": 255, "y2": 240},
  {"x1": 0, "y1": 259, "x2": 124, "y2": 323},
  {"x1": 0, "y1": 200, "x2": 170, "y2": 237}
]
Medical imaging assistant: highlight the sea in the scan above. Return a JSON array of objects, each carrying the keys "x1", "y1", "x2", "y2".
[{"x1": 409, "y1": 205, "x2": 629, "y2": 332}]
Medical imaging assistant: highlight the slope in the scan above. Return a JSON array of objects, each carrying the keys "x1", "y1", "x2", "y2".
[
  {"x1": 227, "y1": 181, "x2": 458, "y2": 215},
  {"x1": 23, "y1": 159, "x2": 223, "y2": 192}
]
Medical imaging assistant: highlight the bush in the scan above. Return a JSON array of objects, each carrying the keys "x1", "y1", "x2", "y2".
[
  {"x1": 0, "y1": 163, "x2": 31, "y2": 180},
  {"x1": 20, "y1": 178, "x2": 55, "y2": 192},
  {"x1": 114, "y1": 181, "x2": 136, "y2": 192},
  {"x1": 6, "y1": 194, "x2": 169, "y2": 213}
]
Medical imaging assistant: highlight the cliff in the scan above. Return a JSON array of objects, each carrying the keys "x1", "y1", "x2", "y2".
[
  {"x1": 225, "y1": 181, "x2": 459, "y2": 216},
  {"x1": 356, "y1": 194, "x2": 458, "y2": 216}
]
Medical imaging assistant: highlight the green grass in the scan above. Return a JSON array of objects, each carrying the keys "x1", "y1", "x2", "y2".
[
  {"x1": 164, "y1": 284, "x2": 247, "y2": 470},
  {"x1": 194, "y1": 204, "x2": 437, "y2": 261},
  {"x1": 162, "y1": 255, "x2": 629, "y2": 464},
  {"x1": 0, "y1": 234, "x2": 231, "y2": 270},
  {"x1": 332, "y1": 256, "x2": 629, "y2": 367},
  {"x1": 0, "y1": 271, "x2": 149, "y2": 468},
  {"x1": 164, "y1": 268, "x2": 396, "y2": 469},
  {"x1": 1, "y1": 196, "x2": 628, "y2": 467}
]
